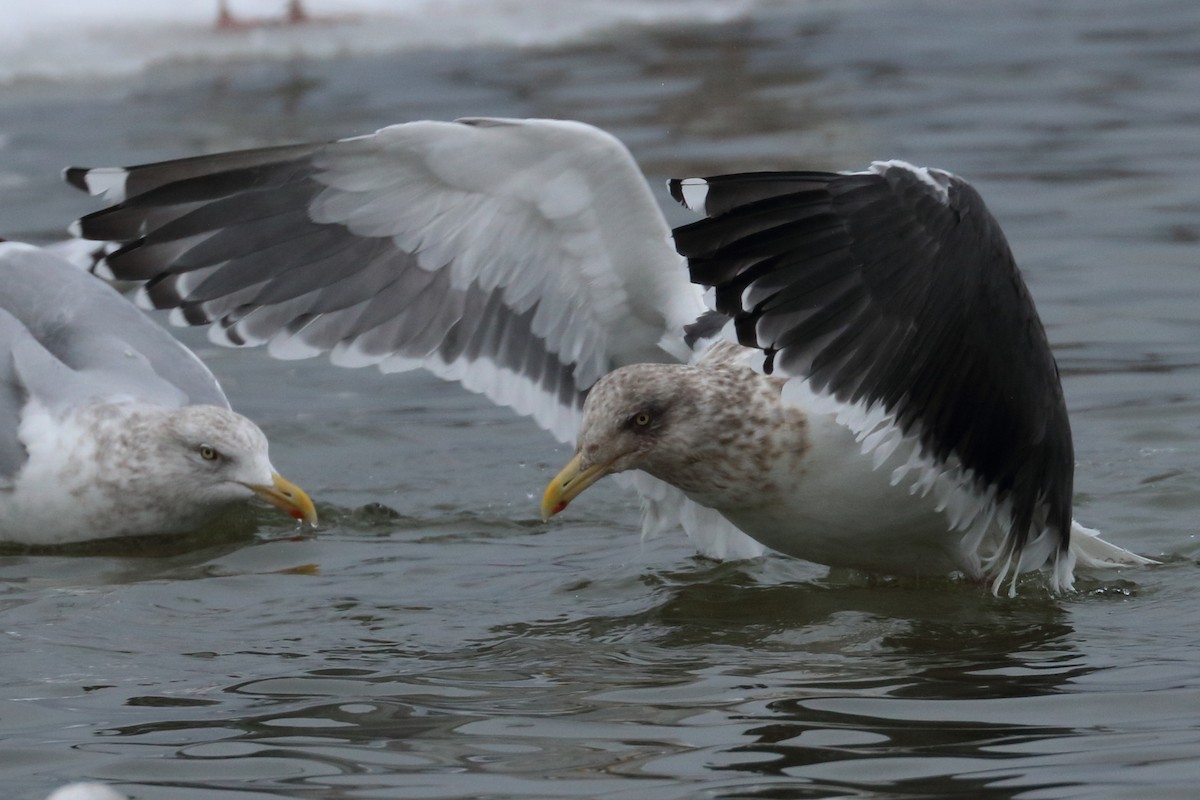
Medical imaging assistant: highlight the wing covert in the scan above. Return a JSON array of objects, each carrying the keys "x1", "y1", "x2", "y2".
[{"x1": 68, "y1": 118, "x2": 703, "y2": 442}]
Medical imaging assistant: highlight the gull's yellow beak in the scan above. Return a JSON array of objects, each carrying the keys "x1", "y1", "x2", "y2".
[
  {"x1": 247, "y1": 472, "x2": 318, "y2": 526},
  {"x1": 541, "y1": 452, "x2": 614, "y2": 521}
]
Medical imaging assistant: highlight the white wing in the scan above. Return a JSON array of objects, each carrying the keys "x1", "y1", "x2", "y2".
[
  {"x1": 627, "y1": 471, "x2": 766, "y2": 560},
  {"x1": 68, "y1": 118, "x2": 768, "y2": 559},
  {"x1": 69, "y1": 118, "x2": 704, "y2": 443}
]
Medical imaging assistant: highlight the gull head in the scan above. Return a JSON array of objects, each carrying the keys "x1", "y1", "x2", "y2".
[
  {"x1": 19, "y1": 402, "x2": 321, "y2": 543},
  {"x1": 153, "y1": 404, "x2": 318, "y2": 527},
  {"x1": 541, "y1": 363, "x2": 735, "y2": 519}
]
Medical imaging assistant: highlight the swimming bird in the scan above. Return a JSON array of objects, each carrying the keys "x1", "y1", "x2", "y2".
[
  {"x1": 64, "y1": 117, "x2": 1147, "y2": 591},
  {"x1": 0, "y1": 241, "x2": 316, "y2": 545}
]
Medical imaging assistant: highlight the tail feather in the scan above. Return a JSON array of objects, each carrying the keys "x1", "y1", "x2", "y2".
[{"x1": 1069, "y1": 521, "x2": 1156, "y2": 568}]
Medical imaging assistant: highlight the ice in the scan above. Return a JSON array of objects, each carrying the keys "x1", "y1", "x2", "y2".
[{"x1": 0, "y1": 0, "x2": 759, "y2": 85}]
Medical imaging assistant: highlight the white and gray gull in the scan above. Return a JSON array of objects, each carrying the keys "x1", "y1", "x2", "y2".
[
  {"x1": 64, "y1": 117, "x2": 1149, "y2": 591},
  {"x1": 0, "y1": 240, "x2": 316, "y2": 545}
]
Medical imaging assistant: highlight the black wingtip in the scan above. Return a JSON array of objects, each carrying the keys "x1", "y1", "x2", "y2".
[
  {"x1": 667, "y1": 178, "x2": 685, "y2": 207},
  {"x1": 668, "y1": 176, "x2": 709, "y2": 213},
  {"x1": 63, "y1": 166, "x2": 90, "y2": 192},
  {"x1": 682, "y1": 309, "x2": 727, "y2": 349}
]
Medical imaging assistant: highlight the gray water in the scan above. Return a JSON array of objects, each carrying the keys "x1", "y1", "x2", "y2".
[{"x1": 2, "y1": 0, "x2": 1200, "y2": 797}]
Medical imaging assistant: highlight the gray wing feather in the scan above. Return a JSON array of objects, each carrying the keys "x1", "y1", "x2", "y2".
[{"x1": 68, "y1": 118, "x2": 704, "y2": 443}]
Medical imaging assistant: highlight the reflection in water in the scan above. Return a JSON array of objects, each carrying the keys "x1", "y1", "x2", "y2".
[
  {"x1": 684, "y1": 581, "x2": 1083, "y2": 798},
  {"x1": 0, "y1": 508, "x2": 260, "y2": 559},
  {"x1": 485, "y1": 563, "x2": 1088, "y2": 798},
  {"x1": 31, "y1": 547, "x2": 1188, "y2": 799},
  {"x1": 85, "y1": 573, "x2": 1084, "y2": 799}
]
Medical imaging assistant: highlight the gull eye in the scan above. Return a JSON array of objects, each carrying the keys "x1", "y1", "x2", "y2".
[
  {"x1": 198, "y1": 444, "x2": 220, "y2": 461},
  {"x1": 632, "y1": 411, "x2": 652, "y2": 427}
]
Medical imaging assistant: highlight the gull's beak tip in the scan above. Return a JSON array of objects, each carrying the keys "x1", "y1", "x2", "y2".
[
  {"x1": 541, "y1": 452, "x2": 610, "y2": 522},
  {"x1": 251, "y1": 472, "x2": 318, "y2": 527},
  {"x1": 540, "y1": 496, "x2": 568, "y2": 522},
  {"x1": 540, "y1": 480, "x2": 567, "y2": 522}
]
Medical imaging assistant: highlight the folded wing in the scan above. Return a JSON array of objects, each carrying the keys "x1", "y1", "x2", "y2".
[{"x1": 0, "y1": 241, "x2": 229, "y2": 484}]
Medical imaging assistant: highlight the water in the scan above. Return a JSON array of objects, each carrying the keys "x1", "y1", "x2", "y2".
[{"x1": 2, "y1": 0, "x2": 1200, "y2": 797}]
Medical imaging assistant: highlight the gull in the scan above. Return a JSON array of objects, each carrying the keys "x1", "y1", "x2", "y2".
[
  {"x1": 64, "y1": 117, "x2": 1148, "y2": 591},
  {"x1": 217, "y1": 1, "x2": 307, "y2": 30},
  {"x1": 0, "y1": 240, "x2": 316, "y2": 545}
]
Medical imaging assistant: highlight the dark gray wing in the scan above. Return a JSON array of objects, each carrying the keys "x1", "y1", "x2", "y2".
[
  {"x1": 669, "y1": 161, "x2": 1073, "y2": 557},
  {"x1": 66, "y1": 118, "x2": 704, "y2": 443}
]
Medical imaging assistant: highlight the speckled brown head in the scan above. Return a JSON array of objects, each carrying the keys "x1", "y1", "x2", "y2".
[{"x1": 541, "y1": 353, "x2": 797, "y2": 520}]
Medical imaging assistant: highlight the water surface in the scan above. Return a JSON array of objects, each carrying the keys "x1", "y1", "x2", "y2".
[{"x1": 2, "y1": 1, "x2": 1198, "y2": 797}]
